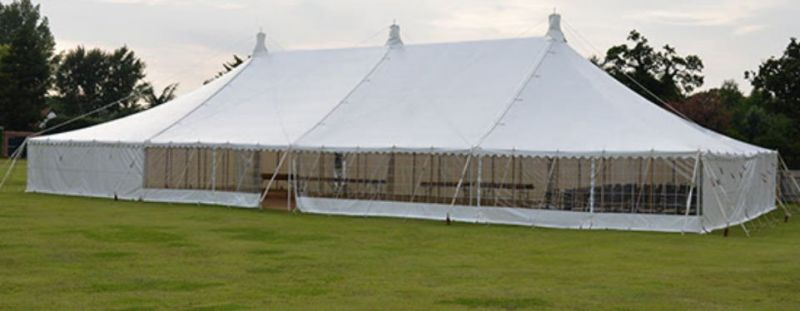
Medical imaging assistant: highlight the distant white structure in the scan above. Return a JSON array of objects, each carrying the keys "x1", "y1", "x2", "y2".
[{"x1": 27, "y1": 14, "x2": 779, "y2": 233}]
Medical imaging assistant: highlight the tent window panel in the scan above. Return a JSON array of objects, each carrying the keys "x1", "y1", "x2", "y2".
[
  {"x1": 292, "y1": 153, "x2": 700, "y2": 217},
  {"x1": 593, "y1": 157, "x2": 698, "y2": 215},
  {"x1": 390, "y1": 153, "x2": 416, "y2": 201},
  {"x1": 259, "y1": 151, "x2": 287, "y2": 192},
  {"x1": 144, "y1": 148, "x2": 167, "y2": 189},
  {"x1": 142, "y1": 147, "x2": 261, "y2": 194},
  {"x1": 167, "y1": 148, "x2": 188, "y2": 189}
]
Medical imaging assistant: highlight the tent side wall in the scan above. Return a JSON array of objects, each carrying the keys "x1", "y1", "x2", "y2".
[
  {"x1": 26, "y1": 143, "x2": 276, "y2": 208},
  {"x1": 293, "y1": 151, "x2": 706, "y2": 233},
  {"x1": 700, "y1": 152, "x2": 778, "y2": 232},
  {"x1": 138, "y1": 146, "x2": 293, "y2": 208},
  {"x1": 26, "y1": 141, "x2": 145, "y2": 200}
]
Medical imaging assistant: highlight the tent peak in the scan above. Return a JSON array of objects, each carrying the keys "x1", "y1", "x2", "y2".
[
  {"x1": 386, "y1": 23, "x2": 403, "y2": 47},
  {"x1": 253, "y1": 30, "x2": 269, "y2": 57},
  {"x1": 546, "y1": 13, "x2": 566, "y2": 43}
]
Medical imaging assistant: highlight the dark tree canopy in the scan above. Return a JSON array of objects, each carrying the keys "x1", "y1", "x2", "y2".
[
  {"x1": 52, "y1": 46, "x2": 146, "y2": 119},
  {"x1": 597, "y1": 30, "x2": 704, "y2": 104},
  {"x1": 0, "y1": 0, "x2": 55, "y2": 130},
  {"x1": 747, "y1": 38, "x2": 800, "y2": 121},
  {"x1": 669, "y1": 91, "x2": 731, "y2": 134},
  {"x1": 744, "y1": 38, "x2": 800, "y2": 166}
]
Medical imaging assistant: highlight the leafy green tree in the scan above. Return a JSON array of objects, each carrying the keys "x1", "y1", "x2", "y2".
[
  {"x1": 597, "y1": 30, "x2": 704, "y2": 104},
  {"x1": 137, "y1": 82, "x2": 179, "y2": 108},
  {"x1": 0, "y1": 0, "x2": 54, "y2": 130},
  {"x1": 52, "y1": 46, "x2": 146, "y2": 119},
  {"x1": 745, "y1": 38, "x2": 800, "y2": 167},
  {"x1": 204, "y1": 54, "x2": 245, "y2": 85},
  {"x1": 669, "y1": 91, "x2": 732, "y2": 134},
  {"x1": 747, "y1": 38, "x2": 800, "y2": 122},
  {"x1": 0, "y1": 44, "x2": 8, "y2": 61}
]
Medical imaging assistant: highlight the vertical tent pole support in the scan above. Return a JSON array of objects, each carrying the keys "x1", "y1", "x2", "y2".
[
  {"x1": 704, "y1": 162, "x2": 749, "y2": 237},
  {"x1": 779, "y1": 156, "x2": 800, "y2": 208},
  {"x1": 287, "y1": 153, "x2": 293, "y2": 211},
  {"x1": 409, "y1": 155, "x2": 431, "y2": 203},
  {"x1": 292, "y1": 156, "x2": 299, "y2": 212},
  {"x1": 259, "y1": 149, "x2": 291, "y2": 207},
  {"x1": 477, "y1": 155, "x2": 482, "y2": 208},
  {"x1": 0, "y1": 137, "x2": 29, "y2": 191},
  {"x1": 211, "y1": 148, "x2": 217, "y2": 192},
  {"x1": 682, "y1": 152, "x2": 701, "y2": 234},
  {"x1": 589, "y1": 157, "x2": 596, "y2": 214},
  {"x1": 448, "y1": 153, "x2": 474, "y2": 220}
]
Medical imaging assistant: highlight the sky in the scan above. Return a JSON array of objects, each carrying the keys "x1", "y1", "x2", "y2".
[{"x1": 36, "y1": 0, "x2": 800, "y2": 95}]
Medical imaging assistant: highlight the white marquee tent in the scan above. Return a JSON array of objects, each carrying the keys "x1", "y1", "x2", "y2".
[{"x1": 26, "y1": 15, "x2": 782, "y2": 233}]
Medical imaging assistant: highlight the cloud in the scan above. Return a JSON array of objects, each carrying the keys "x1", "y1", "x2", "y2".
[
  {"x1": 627, "y1": 0, "x2": 784, "y2": 27},
  {"x1": 90, "y1": 0, "x2": 246, "y2": 10}
]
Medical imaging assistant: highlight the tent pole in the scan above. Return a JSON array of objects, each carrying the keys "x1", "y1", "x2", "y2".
[
  {"x1": 634, "y1": 156, "x2": 652, "y2": 213},
  {"x1": 449, "y1": 154, "x2": 473, "y2": 208},
  {"x1": 286, "y1": 152, "x2": 294, "y2": 211},
  {"x1": 292, "y1": 156, "x2": 299, "y2": 212},
  {"x1": 495, "y1": 155, "x2": 513, "y2": 207},
  {"x1": 544, "y1": 157, "x2": 556, "y2": 208},
  {"x1": 681, "y1": 152, "x2": 701, "y2": 235},
  {"x1": 704, "y1": 162, "x2": 749, "y2": 237},
  {"x1": 259, "y1": 149, "x2": 291, "y2": 207},
  {"x1": 211, "y1": 148, "x2": 217, "y2": 192},
  {"x1": 589, "y1": 158, "x2": 596, "y2": 214},
  {"x1": 779, "y1": 155, "x2": 800, "y2": 205},
  {"x1": 0, "y1": 137, "x2": 28, "y2": 192},
  {"x1": 477, "y1": 155, "x2": 482, "y2": 208},
  {"x1": 409, "y1": 155, "x2": 431, "y2": 203}
]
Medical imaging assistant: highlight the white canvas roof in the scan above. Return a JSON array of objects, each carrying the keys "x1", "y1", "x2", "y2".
[{"x1": 33, "y1": 15, "x2": 772, "y2": 157}]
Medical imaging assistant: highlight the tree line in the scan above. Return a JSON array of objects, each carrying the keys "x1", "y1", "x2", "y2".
[
  {"x1": 594, "y1": 31, "x2": 800, "y2": 167},
  {"x1": 0, "y1": 1, "x2": 798, "y2": 167},
  {"x1": 0, "y1": 0, "x2": 179, "y2": 132}
]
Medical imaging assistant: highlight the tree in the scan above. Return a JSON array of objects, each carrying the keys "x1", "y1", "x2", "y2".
[
  {"x1": 597, "y1": 30, "x2": 704, "y2": 104},
  {"x1": 745, "y1": 38, "x2": 800, "y2": 167},
  {"x1": 747, "y1": 38, "x2": 800, "y2": 121},
  {"x1": 52, "y1": 46, "x2": 146, "y2": 119},
  {"x1": 204, "y1": 54, "x2": 245, "y2": 84},
  {"x1": 0, "y1": 0, "x2": 55, "y2": 130},
  {"x1": 0, "y1": 44, "x2": 8, "y2": 61},
  {"x1": 137, "y1": 82, "x2": 179, "y2": 108},
  {"x1": 669, "y1": 91, "x2": 732, "y2": 134}
]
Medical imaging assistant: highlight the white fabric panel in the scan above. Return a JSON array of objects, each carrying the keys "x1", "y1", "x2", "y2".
[
  {"x1": 296, "y1": 38, "x2": 551, "y2": 152},
  {"x1": 29, "y1": 63, "x2": 246, "y2": 144},
  {"x1": 140, "y1": 189, "x2": 259, "y2": 208},
  {"x1": 478, "y1": 41, "x2": 770, "y2": 156},
  {"x1": 701, "y1": 153, "x2": 777, "y2": 231},
  {"x1": 150, "y1": 47, "x2": 387, "y2": 148},
  {"x1": 26, "y1": 142, "x2": 144, "y2": 199},
  {"x1": 297, "y1": 197, "x2": 704, "y2": 233}
]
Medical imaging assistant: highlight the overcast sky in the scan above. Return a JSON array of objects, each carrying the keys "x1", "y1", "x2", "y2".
[{"x1": 37, "y1": 0, "x2": 799, "y2": 95}]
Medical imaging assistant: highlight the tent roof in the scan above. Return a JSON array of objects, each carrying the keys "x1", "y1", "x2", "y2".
[{"x1": 33, "y1": 15, "x2": 772, "y2": 157}]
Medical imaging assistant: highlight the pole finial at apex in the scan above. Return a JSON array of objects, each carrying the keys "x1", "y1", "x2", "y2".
[
  {"x1": 253, "y1": 29, "x2": 269, "y2": 57},
  {"x1": 546, "y1": 13, "x2": 567, "y2": 43},
  {"x1": 386, "y1": 22, "x2": 403, "y2": 47}
]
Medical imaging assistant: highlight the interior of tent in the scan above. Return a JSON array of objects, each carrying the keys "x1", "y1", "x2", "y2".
[{"x1": 24, "y1": 14, "x2": 796, "y2": 234}]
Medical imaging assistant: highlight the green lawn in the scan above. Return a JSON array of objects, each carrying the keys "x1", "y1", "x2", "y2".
[{"x1": 1, "y1": 159, "x2": 799, "y2": 310}]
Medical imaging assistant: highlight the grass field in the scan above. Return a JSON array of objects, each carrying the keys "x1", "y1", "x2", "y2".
[{"x1": 1, "y1": 159, "x2": 800, "y2": 310}]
